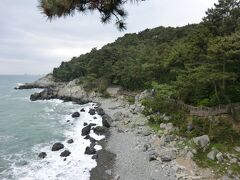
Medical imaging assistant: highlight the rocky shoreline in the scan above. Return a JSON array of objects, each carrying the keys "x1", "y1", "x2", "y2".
[{"x1": 16, "y1": 74, "x2": 239, "y2": 180}]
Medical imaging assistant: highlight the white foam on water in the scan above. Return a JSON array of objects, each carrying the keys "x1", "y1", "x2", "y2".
[{"x1": 6, "y1": 101, "x2": 105, "y2": 180}]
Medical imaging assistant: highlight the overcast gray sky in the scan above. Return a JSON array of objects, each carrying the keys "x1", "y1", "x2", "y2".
[{"x1": 0, "y1": 0, "x2": 217, "y2": 75}]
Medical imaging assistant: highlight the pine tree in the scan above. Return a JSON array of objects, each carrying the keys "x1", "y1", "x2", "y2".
[
  {"x1": 38, "y1": 0, "x2": 144, "y2": 30},
  {"x1": 203, "y1": 0, "x2": 240, "y2": 36}
]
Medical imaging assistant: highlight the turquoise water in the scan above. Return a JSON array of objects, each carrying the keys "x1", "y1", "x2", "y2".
[{"x1": 0, "y1": 75, "x2": 103, "y2": 180}]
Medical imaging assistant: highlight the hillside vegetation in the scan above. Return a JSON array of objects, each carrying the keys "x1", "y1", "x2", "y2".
[{"x1": 53, "y1": 0, "x2": 240, "y2": 107}]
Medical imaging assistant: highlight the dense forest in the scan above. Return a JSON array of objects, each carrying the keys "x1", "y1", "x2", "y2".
[{"x1": 53, "y1": 0, "x2": 240, "y2": 107}]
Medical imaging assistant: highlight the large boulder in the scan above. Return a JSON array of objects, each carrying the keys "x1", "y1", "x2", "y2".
[
  {"x1": 93, "y1": 126, "x2": 108, "y2": 135},
  {"x1": 38, "y1": 152, "x2": 47, "y2": 159},
  {"x1": 51, "y1": 142, "x2": 64, "y2": 151},
  {"x1": 72, "y1": 112, "x2": 80, "y2": 118},
  {"x1": 60, "y1": 150, "x2": 71, "y2": 157},
  {"x1": 193, "y1": 135, "x2": 210, "y2": 148},
  {"x1": 85, "y1": 146, "x2": 96, "y2": 155},
  {"x1": 81, "y1": 125, "x2": 91, "y2": 136}
]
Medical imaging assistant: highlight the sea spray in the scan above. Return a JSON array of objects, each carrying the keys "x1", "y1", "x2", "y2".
[{"x1": 0, "y1": 77, "x2": 105, "y2": 180}]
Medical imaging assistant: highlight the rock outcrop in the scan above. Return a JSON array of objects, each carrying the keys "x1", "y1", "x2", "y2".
[
  {"x1": 38, "y1": 152, "x2": 47, "y2": 159},
  {"x1": 51, "y1": 142, "x2": 64, "y2": 151},
  {"x1": 81, "y1": 125, "x2": 91, "y2": 136},
  {"x1": 60, "y1": 150, "x2": 71, "y2": 157}
]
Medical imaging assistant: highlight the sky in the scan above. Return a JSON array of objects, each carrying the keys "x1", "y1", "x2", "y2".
[{"x1": 0, "y1": 0, "x2": 218, "y2": 75}]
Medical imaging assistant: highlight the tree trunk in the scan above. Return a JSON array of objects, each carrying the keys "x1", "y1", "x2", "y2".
[
  {"x1": 213, "y1": 81, "x2": 220, "y2": 103},
  {"x1": 222, "y1": 60, "x2": 226, "y2": 91}
]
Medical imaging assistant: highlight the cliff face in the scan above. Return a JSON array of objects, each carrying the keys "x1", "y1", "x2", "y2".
[{"x1": 16, "y1": 74, "x2": 100, "y2": 104}]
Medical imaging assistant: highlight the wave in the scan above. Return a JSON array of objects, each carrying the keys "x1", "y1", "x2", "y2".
[{"x1": 1, "y1": 102, "x2": 104, "y2": 180}]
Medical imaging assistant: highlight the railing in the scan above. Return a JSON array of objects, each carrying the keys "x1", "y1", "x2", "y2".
[{"x1": 167, "y1": 99, "x2": 240, "y2": 117}]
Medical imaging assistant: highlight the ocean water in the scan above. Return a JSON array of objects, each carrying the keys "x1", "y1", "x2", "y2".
[{"x1": 0, "y1": 75, "x2": 103, "y2": 180}]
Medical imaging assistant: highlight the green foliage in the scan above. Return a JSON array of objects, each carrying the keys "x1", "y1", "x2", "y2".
[
  {"x1": 52, "y1": 0, "x2": 240, "y2": 105},
  {"x1": 39, "y1": 0, "x2": 144, "y2": 30}
]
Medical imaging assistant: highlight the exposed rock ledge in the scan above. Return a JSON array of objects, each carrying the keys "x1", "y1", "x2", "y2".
[{"x1": 15, "y1": 74, "x2": 99, "y2": 104}]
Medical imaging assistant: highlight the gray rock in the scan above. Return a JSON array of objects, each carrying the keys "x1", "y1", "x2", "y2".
[
  {"x1": 186, "y1": 151, "x2": 194, "y2": 160},
  {"x1": 92, "y1": 154, "x2": 98, "y2": 160},
  {"x1": 113, "y1": 112, "x2": 124, "y2": 121},
  {"x1": 51, "y1": 142, "x2": 64, "y2": 151},
  {"x1": 160, "y1": 134, "x2": 174, "y2": 146},
  {"x1": 165, "y1": 123, "x2": 174, "y2": 132},
  {"x1": 95, "y1": 107, "x2": 105, "y2": 116},
  {"x1": 207, "y1": 149, "x2": 219, "y2": 160},
  {"x1": 67, "y1": 139, "x2": 74, "y2": 144},
  {"x1": 187, "y1": 124, "x2": 193, "y2": 131},
  {"x1": 230, "y1": 158, "x2": 238, "y2": 164},
  {"x1": 85, "y1": 146, "x2": 96, "y2": 155},
  {"x1": 143, "y1": 144, "x2": 151, "y2": 152},
  {"x1": 102, "y1": 118, "x2": 111, "y2": 128},
  {"x1": 148, "y1": 151, "x2": 159, "y2": 161},
  {"x1": 60, "y1": 150, "x2": 71, "y2": 157},
  {"x1": 72, "y1": 112, "x2": 80, "y2": 118},
  {"x1": 80, "y1": 108, "x2": 85, "y2": 112},
  {"x1": 88, "y1": 109, "x2": 96, "y2": 115},
  {"x1": 143, "y1": 130, "x2": 152, "y2": 136},
  {"x1": 160, "y1": 149, "x2": 177, "y2": 162},
  {"x1": 81, "y1": 125, "x2": 91, "y2": 136},
  {"x1": 160, "y1": 123, "x2": 167, "y2": 129},
  {"x1": 162, "y1": 114, "x2": 171, "y2": 121},
  {"x1": 193, "y1": 135, "x2": 210, "y2": 148},
  {"x1": 234, "y1": 146, "x2": 240, "y2": 152},
  {"x1": 38, "y1": 152, "x2": 47, "y2": 159},
  {"x1": 216, "y1": 152, "x2": 224, "y2": 162},
  {"x1": 93, "y1": 126, "x2": 108, "y2": 135},
  {"x1": 191, "y1": 149, "x2": 197, "y2": 155}
]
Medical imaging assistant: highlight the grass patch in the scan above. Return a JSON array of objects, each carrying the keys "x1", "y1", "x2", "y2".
[
  {"x1": 148, "y1": 121, "x2": 160, "y2": 132},
  {"x1": 194, "y1": 147, "x2": 240, "y2": 175}
]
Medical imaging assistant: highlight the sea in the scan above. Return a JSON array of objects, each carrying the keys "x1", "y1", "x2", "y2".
[{"x1": 0, "y1": 75, "x2": 104, "y2": 180}]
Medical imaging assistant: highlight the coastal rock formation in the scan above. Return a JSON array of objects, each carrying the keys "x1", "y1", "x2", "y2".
[
  {"x1": 16, "y1": 74, "x2": 59, "y2": 89},
  {"x1": 81, "y1": 125, "x2": 91, "y2": 136},
  {"x1": 38, "y1": 152, "x2": 47, "y2": 159},
  {"x1": 51, "y1": 142, "x2": 64, "y2": 151},
  {"x1": 60, "y1": 150, "x2": 71, "y2": 157},
  {"x1": 67, "y1": 139, "x2": 74, "y2": 144},
  {"x1": 72, "y1": 112, "x2": 80, "y2": 118},
  {"x1": 85, "y1": 146, "x2": 96, "y2": 155},
  {"x1": 80, "y1": 108, "x2": 85, "y2": 112},
  {"x1": 102, "y1": 117, "x2": 111, "y2": 128},
  {"x1": 95, "y1": 107, "x2": 105, "y2": 116},
  {"x1": 93, "y1": 126, "x2": 108, "y2": 135},
  {"x1": 88, "y1": 109, "x2": 96, "y2": 115}
]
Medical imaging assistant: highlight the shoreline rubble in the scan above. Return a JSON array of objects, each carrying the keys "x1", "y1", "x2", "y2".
[{"x1": 16, "y1": 74, "x2": 231, "y2": 180}]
